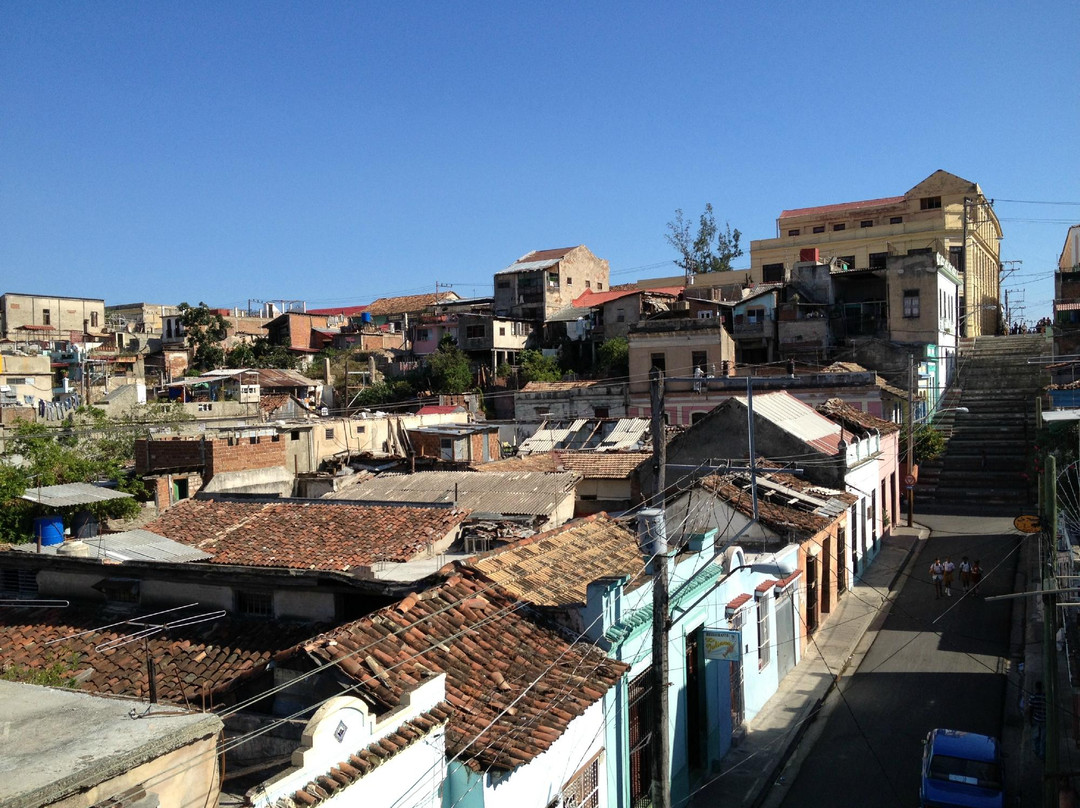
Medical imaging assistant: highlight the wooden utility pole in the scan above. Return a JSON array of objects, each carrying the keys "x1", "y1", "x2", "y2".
[{"x1": 648, "y1": 367, "x2": 670, "y2": 808}]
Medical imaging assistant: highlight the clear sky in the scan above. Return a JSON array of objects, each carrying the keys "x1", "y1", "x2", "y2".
[{"x1": 3, "y1": 2, "x2": 1078, "y2": 322}]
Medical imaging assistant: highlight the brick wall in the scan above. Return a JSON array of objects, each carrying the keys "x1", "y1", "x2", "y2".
[{"x1": 135, "y1": 436, "x2": 287, "y2": 478}]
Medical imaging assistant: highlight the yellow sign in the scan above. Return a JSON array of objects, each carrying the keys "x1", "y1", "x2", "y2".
[
  {"x1": 704, "y1": 629, "x2": 741, "y2": 661},
  {"x1": 1014, "y1": 514, "x2": 1041, "y2": 534}
]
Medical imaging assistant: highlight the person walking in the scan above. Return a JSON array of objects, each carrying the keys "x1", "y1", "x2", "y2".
[
  {"x1": 971, "y1": 560, "x2": 983, "y2": 597},
  {"x1": 1028, "y1": 680, "x2": 1048, "y2": 760},
  {"x1": 959, "y1": 556, "x2": 972, "y2": 593},
  {"x1": 930, "y1": 558, "x2": 945, "y2": 599},
  {"x1": 943, "y1": 557, "x2": 956, "y2": 597}
]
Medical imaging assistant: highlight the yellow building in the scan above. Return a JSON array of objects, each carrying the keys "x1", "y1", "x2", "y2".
[{"x1": 750, "y1": 170, "x2": 1002, "y2": 336}]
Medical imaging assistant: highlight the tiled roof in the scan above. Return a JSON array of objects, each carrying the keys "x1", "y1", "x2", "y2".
[
  {"x1": 765, "y1": 470, "x2": 859, "y2": 506},
  {"x1": 466, "y1": 514, "x2": 646, "y2": 607},
  {"x1": 366, "y1": 292, "x2": 460, "y2": 317},
  {"x1": 327, "y1": 470, "x2": 577, "y2": 517},
  {"x1": 518, "y1": 247, "x2": 578, "y2": 263},
  {"x1": 142, "y1": 499, "x2": 469, "y2": 571},
  {"x1": 256, "y1": 368, "x2": 320, "y2": 388},
  {"x1": 415, "y1": 405, "x2": 465, "y2": 415},
  {"x1": 289, "y1": 704, "x2": 452, "y2": 806},
  {"x1": 726, "y1": 593, "x2": 752, "y2": 615},
  {"x1": 304, "y1": 567, "x2": 627, "y2": 772},
  {"x1": 0, "y1": 603, "x2": 314, "y2": 703},
  {"x1": 305, "y1": 305, "x2": 369, "y2": 317},
  {"x1": 779, "y1": 195, "x2": 905, "y2": 221},
  {"x1": 700, "y1": 474, "x2": 833, "y2": 539},
  {"x1": 479, "y1": 453, "x2": 560, "y2": 473},
  {"x1": 558, "y1": 451, "x2": 651, "y2": 479},
  {"x1": 817, "y1": 397, "x2": 901, "y2": 435},
  {"x1": 571, "y1": 286, "x2": 683, "y2": 308}
]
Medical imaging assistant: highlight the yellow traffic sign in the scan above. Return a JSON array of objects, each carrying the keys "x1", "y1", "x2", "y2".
[{"x1": 1013, "y1": 514, "x2": 1041, "y2": 534}]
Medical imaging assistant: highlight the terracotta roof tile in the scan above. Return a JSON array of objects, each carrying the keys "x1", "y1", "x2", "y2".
[
  {"x1": 557, "y1": 451, "x2": 651, "y2": 479},
  {"x1": 725, "y1": 593, "x2": 752, "y2": 614},
  {"x1": 817, "y1": 397, "x2": 901, "y2": 435},
  {"x1": 366, "y1": 292, "x2": 460, "y2": 317},
  {"x1": 779, "y1": 195, "x2": 906, "y2": 221},
  {"x1": 465, "y1": 514, "x2": 646, "y2": 607},
  {"x1": 0, "y1": 603, "x2": 314, "y2": 704},
  {"x1": 305, "y1": 568, "x2": 627, "y2": 772},
  {"x1": 143, "y1": 499, "x2": 468, "y2": 572},
  {"x1": 700, "y1": 474, "x2": 842, "y2": 538}
]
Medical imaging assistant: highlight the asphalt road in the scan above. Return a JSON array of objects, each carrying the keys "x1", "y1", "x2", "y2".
[{"x1": 772, "y1": 514, "x2": 1022, "y2": 808}]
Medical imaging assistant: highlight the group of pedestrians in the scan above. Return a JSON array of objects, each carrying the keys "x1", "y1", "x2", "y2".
[{"x1": 929, "y1": 555, "x2": 982, "y2": 598}]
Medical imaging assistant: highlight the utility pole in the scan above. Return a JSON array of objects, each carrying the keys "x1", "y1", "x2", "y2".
[
  {"x1": 647, "y1": 368, "x2": 670, "y2": 808},
  {"x1": 1044, "y1": 453, "x2": 1059, "y2": 807},
  {"x1": 907, "y1": 353, "x2": 916, "y2": 527}
]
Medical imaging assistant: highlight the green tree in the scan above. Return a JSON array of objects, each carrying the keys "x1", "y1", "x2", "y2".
[
  {"x1": 665, "y1": 203, "x2": 743, "y2": 274},
  {"x1": 426, "y1": 338, "x2": 473, "y2": 394},
  {"x1": 597, "y1": 337, "x2": 629, "y2": 379},
  {"x1": 519, "y1": 349, "x2": 562, "y2": 383},
  {"x1": 178, "y1": 302, "x2": 228, "y2": 371}
]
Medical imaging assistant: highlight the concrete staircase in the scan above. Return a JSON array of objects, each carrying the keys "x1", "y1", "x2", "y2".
[{"x1": 916, "y1": 333, "x2": 1050, "y2": 514}]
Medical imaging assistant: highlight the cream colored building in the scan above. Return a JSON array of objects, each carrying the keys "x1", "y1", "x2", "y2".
[
  {"x1": 0, "y1": 292, "x2": 107, "y2": 344},
  {"x1": 750, "y1": 170, "x2": 1002, "y2": 337},
  {"x1": 493, "y1": 245, "x2": 610, "y2": 322}
]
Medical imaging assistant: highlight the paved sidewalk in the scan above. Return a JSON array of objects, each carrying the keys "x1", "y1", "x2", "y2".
[{"x1": 688, "y1": 525, "x2": 927, "y2": 808}]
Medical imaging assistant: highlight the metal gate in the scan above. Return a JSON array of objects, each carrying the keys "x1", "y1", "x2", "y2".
[
  {"x1": 628, "y1": 669, "x2": 653, "y2": 808},
  {"x1": 775, "y1": 590, "x2": 796, "y2": 680}
]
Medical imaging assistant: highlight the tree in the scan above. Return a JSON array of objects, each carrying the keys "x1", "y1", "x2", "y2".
[
  {"x1": 519, "y1": 349, "x2": 562, "y2": 383},
  {"x1": 665, "y1": 203, "x2": 743, "y2": 274},
  {"x1": 426, "y1": 338, "x2": 473, "y2": 394},
  {"x1": 178, "y1": 302, "x2": 228, "y2": 371},
  {"x1": 597, "y1": 337, "x2": 629, "y2": 379}
]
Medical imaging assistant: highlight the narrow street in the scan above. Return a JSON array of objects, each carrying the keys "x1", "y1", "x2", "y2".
[{"x1": 772, "y1": 514, "x2": 1021, "y2": 807}]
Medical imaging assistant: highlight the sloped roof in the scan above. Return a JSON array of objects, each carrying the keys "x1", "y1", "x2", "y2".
[
  {"x1": 700, "y1": 473, "x2": 843, "y2": 539},
  {"x1": 519, "y1": 418, "x2": 650, "y2": 455},
  {"x1": 143, "y1": 499, "x2": 469, "y2": 571},
  {"x1": 304, "y1": 567, "x2": 627, "y2": 772},
  {"x1": 733, "y1": 391, "x2": 842, "y2": 455},
  {"x1": 558, "y1": 451, "x2": 651, "y2": 479},
  {"x1": 571, "y1": 286, "x2": 683, "y2": 308},
  {"x1": 466, "y1": 514, "x2": 645, "y2": 607},
  {"x1": 366, "y1": 292, "x2": 461, "y2": 317},
  {"x1": 305, "y1": 305, "x2": 369, "y2": 317},
  {"x1": 327, "y1": 470, "x2": 578, "y2": 517},
  {"x1": 478, "y1": 453, "x2": 560, "y2": 473},
  {"x1": 520, "y1": 380, "x2": 608, "y2": 392},
  {"x1": 0, "y1": 603, "x2": 315, "y2": 703},
  {"x1": 817, "y1": 397, "x2": 901, "y2": 435},
  {"x1": 256, "y1": 368, "x2": 320, "y2": 388},
  {"x1": 494, "y1": 246, "x2": 579, "y2": 276},
  {"x1": 20, "y1": 483, "x2": 133, "y2": 508},
  {"x1": 779, "y1": 195, "x2": 905, "y2": 221}
]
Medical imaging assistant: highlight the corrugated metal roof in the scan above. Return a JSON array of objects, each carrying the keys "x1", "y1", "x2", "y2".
[
  {"x1": 21, "y1": 483, "x2": 133, "y2": 508},
  {"x1": 328, "y1": 470, "x2": 579, "y2": 516},
  {"x1": 519, "y1": 418, "x2": 651, "y2": 455},
  {"x1": 81, "y1": 530, "x2": 213, "y2": 563},
  {"x1": 494, "y1": 258, "x2": 561, "y2": 276},
  {"x1": 735, "y1": 391, "x2": 841, "y2": 455}
]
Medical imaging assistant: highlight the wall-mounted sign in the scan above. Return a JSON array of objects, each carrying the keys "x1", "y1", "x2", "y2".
[
  {"x1": 704, "y1": 628, "x2": 741, "y2": 661},
  {"x1": 1014, "y1": 514, "x2": 1041, "y2": 534}
]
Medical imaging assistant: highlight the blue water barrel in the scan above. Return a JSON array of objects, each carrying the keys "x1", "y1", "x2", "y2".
[
  {"x1": 34, "y1": 515, "x2": 64, "y2": 546},
  {"x1": 361, "y1": 312, "x2": 373, "y2": 324}
]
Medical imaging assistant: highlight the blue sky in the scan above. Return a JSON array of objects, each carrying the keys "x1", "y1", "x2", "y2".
[{"x1": 3, "y1": 2, "x2": 1078, "y2": 322}]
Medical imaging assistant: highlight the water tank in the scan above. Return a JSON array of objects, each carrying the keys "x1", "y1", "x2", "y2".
[
  {"x1": 637, "y1": 508, "x2": 668, "y2": 556},
  {"x1": 361, "y1": 312, "x2": 373, "y2": 324},
  {"x1": 799, "y1": 247, "x2": 820, "y2": 263},
  {"x1": 72, "y1": 511, "x2": 100, "y2": 539},
  {"x1": 34, "y1": 515, "x2": 64, "y2": 547},
  {"x1": 57, "y1": 540, "x2": 93, "y2": 558}
]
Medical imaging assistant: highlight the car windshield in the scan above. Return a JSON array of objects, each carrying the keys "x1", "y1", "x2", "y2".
[{"x1": 929, "y1": 753, "x2": 1002, "y2": 790}]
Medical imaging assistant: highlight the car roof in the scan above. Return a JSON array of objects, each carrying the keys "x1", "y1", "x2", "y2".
[{"x1": 929, "y1": 728, "x2": 1000, "y2": 762}]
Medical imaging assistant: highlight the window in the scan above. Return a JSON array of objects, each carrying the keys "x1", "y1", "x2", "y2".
[
  {"x1": 920, "y1": 196, "x2": 942, "y2": 210},
  {"x1": 90, "y1": 311, "x2": 99, "y2": 327},
  {"x1": 198, "y1": 403, "x2": 213, "y2": 412},
  {"x1": 585, "y1": 280, "x2": 591, "y2": 289},
  {"x1": 594, "y1": 406, "x2": 609, "y2": 418},
  {"x1": 616, "y1": 308, "x2": 626, "y2": 323},
  {"x1": 839, "y1": 255, "x2": 855, "y2": 270},
  {"x1": 325, "y1": 428, "x2": 335, "y2": 440},
  {"x1": 291, "y1": 430, "x2": 300, "y2": 441},
  {"x1": 812, "y1": 225, "x2": 825, "y2": 234},
  {"x1": 691, "y1": 411, "x2": 707, "y2": 425},
  {"x1": 949, "y1": 245, "x2": 965, "y2": 272},
  {"x1": 548, "y1": 272, "x2": 560, "y2": 286},
  {"x1": 650, "y1": 353, "x2": 666, "y2": 373},
  {"x1": 236, "y1": 590, "x2": 273, "y2": 618},
  {"x1": 757, "y1": 592, "x2": 771, "y2": 668},
  {"x1": 561, "y1": 754, "x2": 601, "y2": 808},
  {"x1": 890, "y1": 216, "x2": 903, "y2": 224},
  {"x1": 42, "y1": 309, "x2": 51, "y2": 326},
  {"x1": 787, "y1": 229, "x2": 800, "y2": 237},
  {"x1": 597, "y1": 282, "x2": 603, "y2": 290},
  {"x1": 868, "y1": 252, "x2": 888, "y2": 270},
  {"x1": 0, "y1": 568, "x2": 38, "y2": 599},
  {"x1": 498, "y1": 326, "x2": 505, "y2": 336},
  {"x1": 692, "y1": 351, "x2": 707, "y2": 372},
  {"x1": 565, "y1": 277, "x2": 572, "y2": 285},
  {"x1": 697, "y1": 310, "x2": 714, "y2": 319},
  {"x1": 903, "y1": 289, "x2": 920, "y2": 318},
  {"x1": 496, "y1": 280, "x2": 510, "y2": 289},
  {"x1": 747, "y1": 308, "x2": 764, "y2": 324},
  {"x1": 465, "y1": 325, "x2": 484, "y2": 340},
  {"x1": 416, "y1": 329, "x2": 430, "y2": 342},
  {"x1": 762, "y1": 263, "x2": 784, "y2": 283},
  {"x1": 860, "y1": 220, "x2": 873, "y2": 228},
  {"x1": 832, "y1": 223, "x2": 846, "y2": 232}
]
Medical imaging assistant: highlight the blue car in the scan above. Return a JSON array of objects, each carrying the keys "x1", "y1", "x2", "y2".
[{"x1": 920, "y1": 729, "x2": 1004, "y2": 808}]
